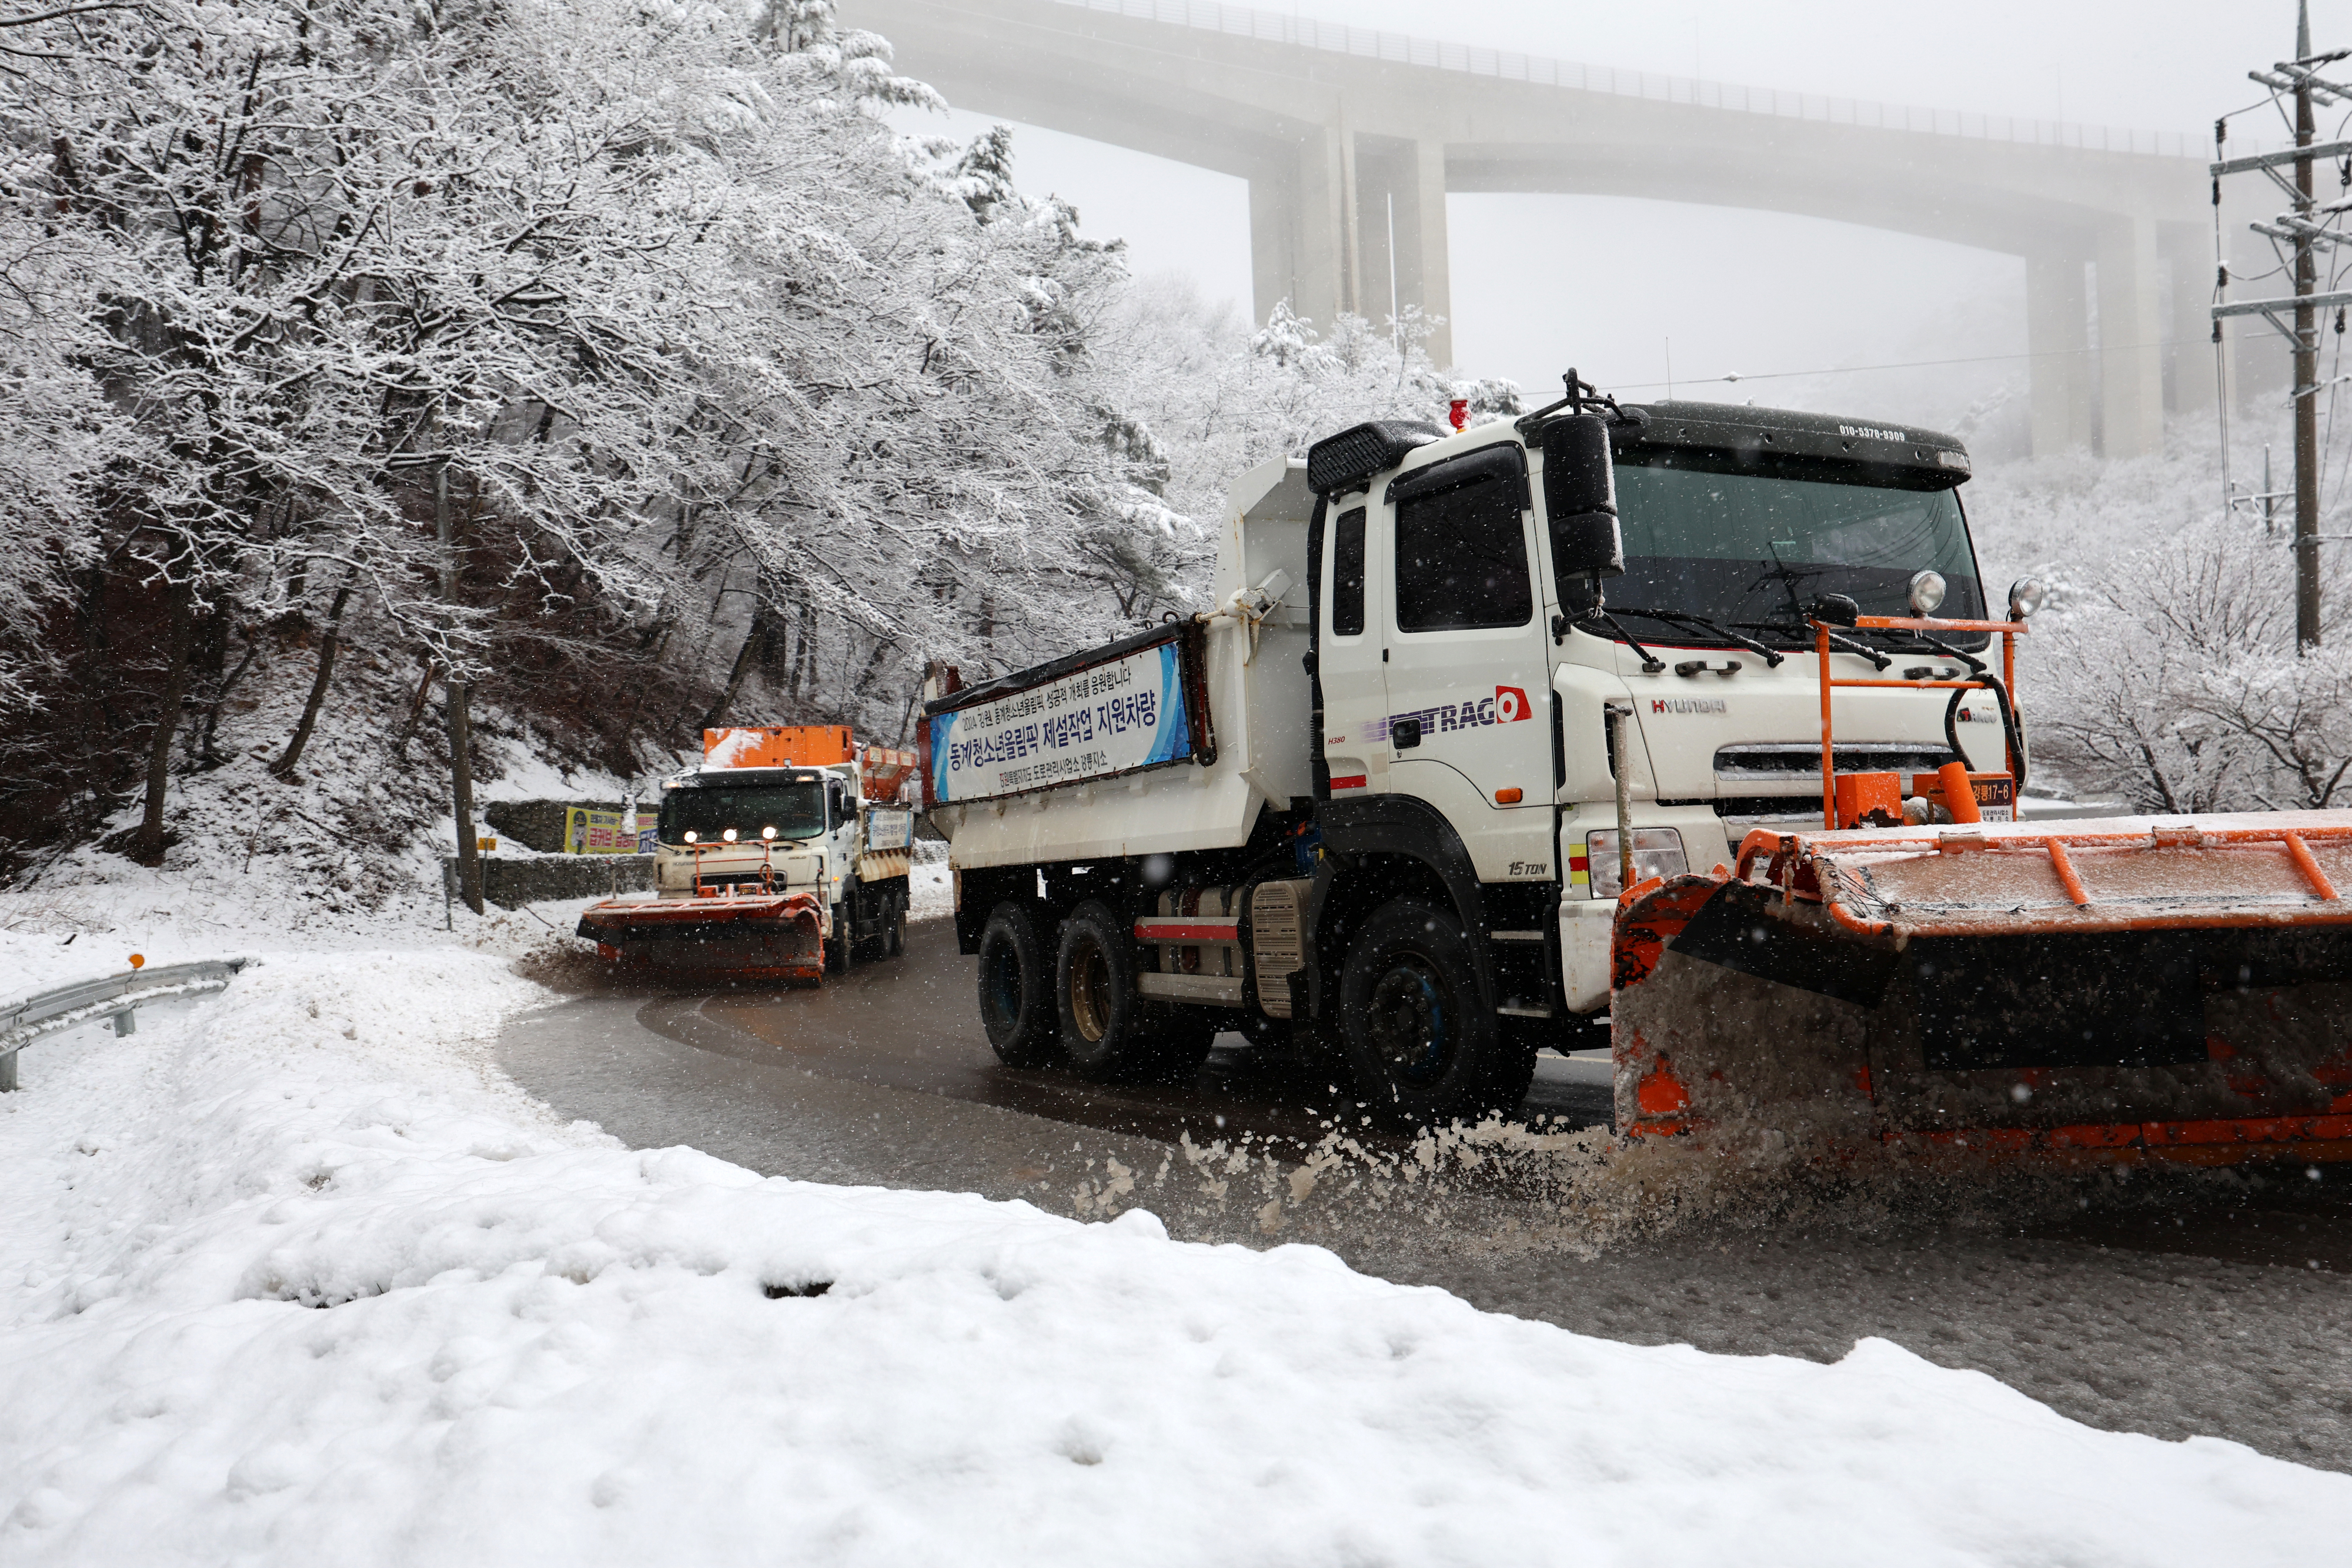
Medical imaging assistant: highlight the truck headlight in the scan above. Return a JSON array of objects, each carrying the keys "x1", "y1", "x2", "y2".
[
  {"x1": 1907, "y1": 569, "x2": 1947, "y2": 616},
  {"x1": 683, "y1": 830, "x2": 697, "y2": 843},
  {"x1": 2007, "y1": 576, "x2": 2046, "y2": 619},
  {"x1": 1583, "y1": 828, "x2": 1688, "y2": 898}
]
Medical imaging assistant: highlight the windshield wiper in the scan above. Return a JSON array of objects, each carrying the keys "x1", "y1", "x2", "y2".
[
  {"x1": 1572, "y1": 610, "x2": 1666, "y2": 674},
  {"x1": 1603, "y1": 607, "x2": 1786, "y2": 667},
  {"x1": 1735, "y1": 618, "x2": 1894, "y2": 672}
]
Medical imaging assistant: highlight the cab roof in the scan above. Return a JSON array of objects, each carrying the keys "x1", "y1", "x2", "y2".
[
  {"x1": 1609, "y1": 399, "x2": 1972, "y2": 486},
  {"x1": 663, "y1": 765, "x2": 836, "y2": 790},
  {"x1": 1306, "y1": 398, "x2": 1972, "y2": 503}
]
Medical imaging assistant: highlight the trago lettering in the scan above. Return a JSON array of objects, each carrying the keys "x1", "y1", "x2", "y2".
[{"x1": 1368, "y1": 686, "x2": 1532, "y2": 741}]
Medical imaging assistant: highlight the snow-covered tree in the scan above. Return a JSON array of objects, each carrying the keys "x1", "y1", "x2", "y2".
[
  {"x1": 0, "y1": 0, "x2": 1178, "y2": 872},
  {"x1": 1096, "y1": 274, "x2": 1513, "y2": 527},
  {"x1": 2033, "y1": 515, "x2": 2352, "y2": 813}
]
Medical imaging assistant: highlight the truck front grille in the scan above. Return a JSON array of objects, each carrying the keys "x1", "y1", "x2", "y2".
[
  {"x1": 1713, "y1": 742, "x2": 1960, "y2": 781},
  {"x1": 696, "y1": 871, "x2": 789, "y2": 891}
]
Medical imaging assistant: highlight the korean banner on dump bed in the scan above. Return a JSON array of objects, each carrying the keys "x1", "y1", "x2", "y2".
[{"x1": 924, "y1": 628, "x2": 1202, "y2": 805}]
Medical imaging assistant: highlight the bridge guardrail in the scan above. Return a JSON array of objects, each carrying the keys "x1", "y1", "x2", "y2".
[
  {"x1": 1048, "y1": 0, "x2": 2197, "y2": 159},
  {"x1": 0, "y1": 958, "x2": 250, "y2": 1092}
]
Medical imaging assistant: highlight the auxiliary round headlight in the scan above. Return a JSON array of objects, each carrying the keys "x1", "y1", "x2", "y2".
[
  {"x1": 762, "y1": 825, "x2": 777, "y2": 840},
  {"x1": 2007, "y1": 576, "x2": 2046, "y2": 619},
  {"x1": 1907, "y1": 569, "x2": 1947, "y2": 616},
  {"x1": 683, "y1": 830, "x2": 697, "y2": 844},
  {"x1": 721, "y1": 827, "x2": 738, "y2": 842}
]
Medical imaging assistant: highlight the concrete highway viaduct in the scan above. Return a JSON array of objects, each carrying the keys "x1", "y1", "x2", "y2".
[{"x1": 844, "y1": 0, "x2": 2279, "y2": 460}]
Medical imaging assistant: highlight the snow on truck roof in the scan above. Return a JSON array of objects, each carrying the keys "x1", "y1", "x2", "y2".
[
  {"x1": 663, "y1": 766, "x2": 833, "y2": 790},
  {"x1": 1615, "y1": 399, "x2": 1971, "y2": 484},
  {"x1": 1305, "y1": 399, "x2": 1971, "y2": 505}
]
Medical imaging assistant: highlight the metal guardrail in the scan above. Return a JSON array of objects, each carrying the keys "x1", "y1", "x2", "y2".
[
  {"x1": 1045, "y1": 0, "x2": 2200, "y2": 159},
  {"x1": 0, "y1": 958, "x2": 249, "y2": 1091}
]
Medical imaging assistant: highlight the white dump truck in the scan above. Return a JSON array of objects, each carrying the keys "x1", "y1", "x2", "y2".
[
  {"x1": 921, "y1": 388, "x2": 2037, "y2": 1124},
  {"x1": 578, "y1": 726, "x2": 919, "y2": 982}
]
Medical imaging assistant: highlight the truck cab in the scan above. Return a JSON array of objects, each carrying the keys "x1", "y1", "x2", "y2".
[
  {"x1": 652, "y1": 730, "x2": 918, "y2": 969},
  {"x1": 1311, "y1": 400, "x2": 1997, "y2": 1032}
]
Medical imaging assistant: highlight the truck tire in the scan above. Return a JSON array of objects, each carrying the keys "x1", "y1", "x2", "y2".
[
  {"x1": 827, "y1": 877, "x2": 861, "y2": 974},
  {"x1": 883, "y1": 887, "x2": 906, "y2": 958},
  {"x1": 1339, "y1": 898, "x2": 1525, "y2": 1127},
  {"x1": 1140, "y1": 1009, "x2": 1219, "y2": 1085},
  {"x1": 978, "y1": 901, "x2": 1059, "y2": 1067},
  {"x1": 1054, "y1": 900, "x2": 1202, "y2": 1084}
]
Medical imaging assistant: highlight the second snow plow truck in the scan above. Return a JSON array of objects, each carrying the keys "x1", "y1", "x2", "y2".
[
  {"x1": 922, "y1": 382, "x2": 2352, "y2": 1168},
  {"x1": 577, "y1": 726, "x2": 917, "y2": 983}
]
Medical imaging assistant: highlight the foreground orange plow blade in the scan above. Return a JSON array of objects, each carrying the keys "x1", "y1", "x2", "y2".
[{"x1": 1610, "y1": 811, "x2": 2352, "y2": 1168}]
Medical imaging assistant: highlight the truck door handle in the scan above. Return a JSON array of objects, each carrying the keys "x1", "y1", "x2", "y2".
[{"x1": 1392, "y1": 717, "x2": 1421, "y2": 750}]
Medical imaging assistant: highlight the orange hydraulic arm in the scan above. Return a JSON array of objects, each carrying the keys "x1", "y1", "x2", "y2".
[{"x1": 1814, "y1": 614, "x2": 2027, "y2": 830}]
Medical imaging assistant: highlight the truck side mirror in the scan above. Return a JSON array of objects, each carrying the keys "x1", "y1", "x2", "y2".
[
  {"x1": 1541, "y1": 414, "x2": 1623, "y2": 581},
  {"x1": 827, "y1": 781, "x2": 846, "y2": 825}
]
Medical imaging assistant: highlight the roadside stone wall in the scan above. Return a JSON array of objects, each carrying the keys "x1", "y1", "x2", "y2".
[
  {"x1": 442, "y1": 854, "x2": 654, "y2": 910},
  {"x1": 482, "y1": 800, "x2": 630, "y2": 853}
]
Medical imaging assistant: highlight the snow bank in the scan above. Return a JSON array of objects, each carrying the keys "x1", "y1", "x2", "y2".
[
  {"x1": 908, "y1": 847, "x2": 953, "y2": 922},
  {"x1": 3, "y1": 950, "x2": 2346, "y2": 1566}
]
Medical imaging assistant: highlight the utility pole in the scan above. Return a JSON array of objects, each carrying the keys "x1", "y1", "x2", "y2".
[
  {"x1": 438, "y1": 453, "x2": 483, "y2": 916},
  {"x1": 2296, "y1": 0, "x2": 2322, "y2": 650},
  {"x1": 395, "y1": 410, "x2": 483, "y2": 917},
  {"x1": 2210, "y1": 0, "x2": 2352, "y2": 652}
]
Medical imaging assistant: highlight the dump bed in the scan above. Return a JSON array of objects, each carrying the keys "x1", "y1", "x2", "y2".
[{"x1": 924, "y1": 457, "x2": 1315, "y2": 870}]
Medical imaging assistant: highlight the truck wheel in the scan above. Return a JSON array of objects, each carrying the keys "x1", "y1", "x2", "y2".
[
  {"x1": 1054, "y1": 902, "x2": 1185, "y2": 1086},
  {"x1": 883, "y1": 889, "x2": 906, "y2": 958},
  {"x1": 978, "y1": 901, "x2": 1058, "y2": 1067},
  {"x1": 827, "y1": 878, "x2": 861, "y2": 974},
  {"x1": 1137, "y1": 1009, "x2": 1218, "y2": 1085},
  {"x1": 1339, "y1": 898, "x2": 1521, "y2": 1127}
]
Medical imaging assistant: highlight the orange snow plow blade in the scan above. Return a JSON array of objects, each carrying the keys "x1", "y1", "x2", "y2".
[
  {"x1": 576, "y1": 890, "x2": 826, "y2": 983},
  {"x1": 1610, "y1": 811, "x2": 2352, "y2": 1168}
]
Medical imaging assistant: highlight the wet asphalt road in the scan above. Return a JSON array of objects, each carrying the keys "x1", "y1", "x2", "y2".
[{"x1": 500, "y1": 919, "x2": 2352, "y2": 1473}]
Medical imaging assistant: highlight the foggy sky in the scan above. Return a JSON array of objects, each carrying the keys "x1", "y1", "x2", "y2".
[{"x1": 894, "y1": 2, "x2": 2344, "y2": 444}]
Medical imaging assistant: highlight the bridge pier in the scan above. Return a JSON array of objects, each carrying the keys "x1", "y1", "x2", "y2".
[
  {"x1": 2028, "y1": 223, "x2": 2190, "y2": 460},
  {"x1": 1250, "y1": 125, "x2": 1349, "y2": 336},
  {"x1": 1348, "y1": 136, "x2": 1455, "y2": 367},
  {"x1": 2097, "y1": 216, "x2": 2166, "y2": 459},
  {"x1": 2027, "y1": 250, "x2": 2095, "y2": 457},
  {"x1": 1253, "y1": 129, "x2": 1456, "y2": 367},
  {"x1": 2163, "y1": 225, "x2": 2216, "y2": 417}
]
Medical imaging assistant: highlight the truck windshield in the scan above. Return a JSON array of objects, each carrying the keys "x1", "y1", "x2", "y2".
[
  {"x1": 1587, "y1": 452, "x2": 1987, "y2": 650},
  {"x1": 659, "y1": 783, "x2": 826, "y2": 845}
]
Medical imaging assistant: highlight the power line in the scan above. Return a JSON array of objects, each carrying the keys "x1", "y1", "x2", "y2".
[
  {"x1": 2211, "y1": 2, "x2": 2350, "y2": 650},
  {"x1": 1609, "y1": 340, "x2": 2177, "y2": 394}
]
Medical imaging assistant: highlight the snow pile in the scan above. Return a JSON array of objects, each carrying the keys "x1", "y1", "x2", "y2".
[
  {"x1": 4, "y1": 951, "x2": 2346, "y2": 1564},
  {"x1": 908, "y1": 838, "x2": 953, "y2": 922}
]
